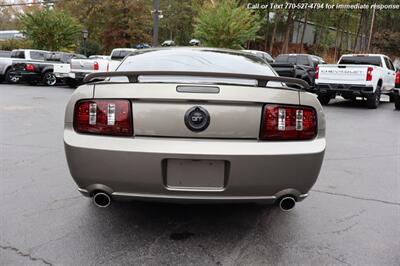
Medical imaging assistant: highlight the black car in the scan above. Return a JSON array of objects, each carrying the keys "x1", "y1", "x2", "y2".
[
  {"x1": 11, "y1": 52, "x2": 85, "y2": 86},
  {"x1": 270, "y1": 54, "x2": 325, "y2": 88}
]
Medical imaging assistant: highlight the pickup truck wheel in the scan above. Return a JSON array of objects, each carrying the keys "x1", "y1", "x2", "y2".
[
  {"x1": 389, "y1": 95, "x2": 395, "y2": 103},
  {"x1": 317, "y1": 93, "x2": 331, "y2": 105},
  {"x1": 5, "y1": 68, "x2": 19, "y2": 83},
  {"x1": 366, "y1": 86, "x2": 381, "y2": 109},
  {"x1": 43, "y1": 72, "x2": 57, "y2": 86},
  {"x1": 394, "y1": 94, "x2": 400, "y2": 110}
]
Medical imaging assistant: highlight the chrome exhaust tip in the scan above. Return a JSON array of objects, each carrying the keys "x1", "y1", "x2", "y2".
[
  {"x1": 93, "y1": 192, "x2": 111, "y2": 208},
  {"x1": 279, "y1": 196, "x2": 296, "y2": 211}
]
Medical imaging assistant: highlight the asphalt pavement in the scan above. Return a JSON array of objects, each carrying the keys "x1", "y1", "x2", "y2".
[{"x1": 0, "y1": 84, "x2": 399, "y2": 266}]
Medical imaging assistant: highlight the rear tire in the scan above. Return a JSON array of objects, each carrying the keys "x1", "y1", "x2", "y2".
[
  {"x1": 366, "y1": 85, "x2": 381, "y2": 109},
  {"x1": 389, "y1": 94, "x2": 395, "y2": 103},
  {"x1": 5, "y1": 68, "x2": 19, "y2": 83},
  {"x1": 42, "y1": 71, "x2": 57, "y2": 86},
  {"x1": 394, "y1": 94, "x2": 400, "y2": 110},
  {"x1": 317, "y1": 93, "x2": 331, "y2": 105}
]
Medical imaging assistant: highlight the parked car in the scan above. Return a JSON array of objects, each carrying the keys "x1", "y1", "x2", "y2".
[
  {"x1": 393, "y1": 71, "x2": 400, "y2": 110},
  {"x1": 242, "y1": 49, "x2": 274, "y2": 63},
  {"x1": 135, "y1": 43, "x2": 151, "y2": 49},
  {"x1": 11, "y1": 52, "x2": 86, "y2": 86},
  {"x1": 0, "y1": 49, "x2": 48, "y2": 83},
  {"x1": 66, "y1": 48, "x2": 137, "y2": 87},
  {"x1": 161, "y1": 40, "x2": 175, "y2": 46},
  {"x1": 64, "y1": 47, "x2": 326, "y2": 211},
  {"x1": 270, "y1": 54, "x2": 324, "y2": 88},
  {"x1": 189, "y1": 39, "x2": 201, "y2": 46},
  {"x1": 315, "y1": 54, "x2": 396, "y2": 108}
]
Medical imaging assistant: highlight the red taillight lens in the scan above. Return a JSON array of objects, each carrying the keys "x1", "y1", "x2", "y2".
[
  {"x1": 315, "y1": 65, "x2": 319, "y2": 79},
  {"x1": 93, "y1": 61, "x2": 99, "y2": 71},
  {"x1": 260, "y1": 105, "x2": 317, "y2": 140},
  {"x1": 395, "y1": 72, "x2": 400, "y2": 85},
  {"x1": 74, "y1": 100, "x2": 133, "y2": 136},
  {"x1": 25, "y1": 64, "x2": 35, "y2": 72},
  {"x1": 366, "y1": 67, "x2": 373, "y2": 81}
]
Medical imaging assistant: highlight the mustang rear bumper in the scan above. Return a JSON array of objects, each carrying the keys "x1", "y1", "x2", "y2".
[{"x1": 64, "y1": 126, "x2": 325, "y2": 204}]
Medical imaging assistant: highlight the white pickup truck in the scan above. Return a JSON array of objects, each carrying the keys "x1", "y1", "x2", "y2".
[
  {"x1": 63, "y1": 48, "x2": 137, "y2": 87},
  {"x1": 0, "y1": 49, "x2": 48, "y2": 83},
  {"x1": 315, "y1": 54, "x2": 397, "y2": 108}
]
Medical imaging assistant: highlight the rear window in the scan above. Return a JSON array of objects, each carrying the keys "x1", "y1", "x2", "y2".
[
  {"x1": 11, "y1": 50, "x2": 25, "y2": 59},
  {"x1": 118, "y1": 48, "x2": 275, "y2": 74},
  {"x1": 115, "y1": 48, "x2": 278, "y2": 85},
  {"x1": 275, "y1": 55, "x2": 289, "y2": 63},
  {"x1": 111, "y1": 50, "x2": 134, "y2": 60},
  {"x1": 297, "y1": 55, "x2": 310, "y2": 66},
  {"x1": 46, "y1": 53, "x2": 62, "y2": 62},
  {"x1": 30, "y1": 51, "x2": 47, "y2": 60},
  {"x1": 339, "y1": 56, "x2": 382, "y2": 67}
]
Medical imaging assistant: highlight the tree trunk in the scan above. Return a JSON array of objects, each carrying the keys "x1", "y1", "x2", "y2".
[
  {"x1": 281, "y1": 9, "x2": 294, "y2": 54},
  {"x1": 269, "y1": 12, "x2": 280, "y2": 54},
  {"x1": 299, "y1": 10, "x2": 308, "y2": 53},
  {"x1": 264, "y1": 9, "x2": 270, "y2": 51},
  {"x1": 353, "y1": 10, "x2": 364, "y2": 52},
  {"x1": 360, "y1": 9, "x2": 371, "y2": 52}
]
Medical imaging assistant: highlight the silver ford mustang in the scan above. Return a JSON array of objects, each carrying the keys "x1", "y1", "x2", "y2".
[{"x1": 64, "y1": 48, "x2": 326, "y2": 211}]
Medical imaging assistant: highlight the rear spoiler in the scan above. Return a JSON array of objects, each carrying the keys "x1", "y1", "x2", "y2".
[{"x1": 83, "y1": 71, "x2": 310, "y2": 91}]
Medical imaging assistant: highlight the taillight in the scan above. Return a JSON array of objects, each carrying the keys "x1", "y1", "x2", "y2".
[
  {"x1": 74, "y1": 100, "x2": 133, "y2": 136},
  {"x1": 315, "y1": 65, "x2": 319, "y2": 79},
  {"x1": 366, "y1": 67, "x2": 373, "y2": 81},
  {"x1": 260, "y1": 105, "x2": 317, "y2": 140},
  {"x1": 25, "y1": 64, "x2": 35, "y2": 72},
  {"x1": 94, "y1": 61, "x2": 99, "y2": 71},
  {"x1": 395, "y1": 72, "x2": 400, "y2": 85}
]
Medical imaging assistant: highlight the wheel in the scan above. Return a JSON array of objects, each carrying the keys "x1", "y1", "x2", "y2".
[
  {"x1": 5, "y1": 68, "x2": 19, "y2": 83},
  {"x1": 42, "y1": 72, "x2": 57, "y2": 86},
  {"x1": 389, "y1": 94, "x2": 395, "y2": 103},
  {"x1": 317, "y1": 93, "x2": 332, "y2": 105},
  {"x1": 366, "y1": 85, "x2": 381, "y2": 109},
  {"x1": 394, "y1": 94, "x2": 400, "y2": 110}
]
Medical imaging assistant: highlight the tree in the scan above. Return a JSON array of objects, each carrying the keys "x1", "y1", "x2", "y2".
[
  {"x1": 194, "y1": 0, "x2": 261, "y2": 49},
  {"x1": 58, "y1": 0, "x2": 152, "y2": 53},
  {"x1": 372, "y1": 30, "x2": 400, "y2": 56},
  {"x1": 19, "y1": 8, "x2": 81, "y2": 51},
  {"x1": 100, "y1": 0, "x2": 152, "y2": 52},
  {"x1": 159, "y1": 0, "x2": 205, "y2": 45}
]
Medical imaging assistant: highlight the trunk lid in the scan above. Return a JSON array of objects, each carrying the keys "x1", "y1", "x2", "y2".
[{"x1": 93, "y1": 82, "x2": 300, "y2": 139}]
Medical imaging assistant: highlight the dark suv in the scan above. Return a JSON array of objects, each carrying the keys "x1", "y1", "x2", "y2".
[{"x1": 271, "y1": 54, "x2": 325, "y2": 88}]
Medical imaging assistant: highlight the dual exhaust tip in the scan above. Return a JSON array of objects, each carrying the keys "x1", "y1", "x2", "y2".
[
  {"x1": 278, "y1": 196, "x2": 296, "y2": 211},
  {"x1": 93, "y1": 192, "x2": 111, "y2": 208},
  {"x1": 92, "y1": 192, "x2": 296, "y2": 211}
]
